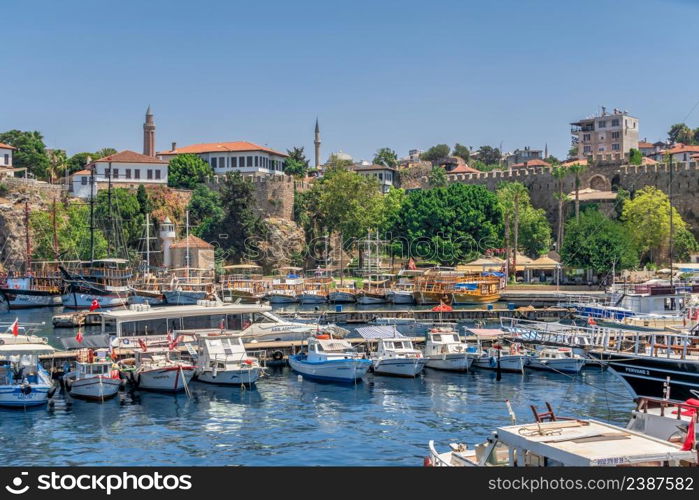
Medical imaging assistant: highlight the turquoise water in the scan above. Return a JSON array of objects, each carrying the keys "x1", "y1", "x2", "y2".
[{"x1": 0, "y1": 307, "x2": 635, "y2": 466}]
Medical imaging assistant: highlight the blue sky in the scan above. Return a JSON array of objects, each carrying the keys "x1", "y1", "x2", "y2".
[{"x1": 2, "y1": 0, "x2": 698, "y2": 161}]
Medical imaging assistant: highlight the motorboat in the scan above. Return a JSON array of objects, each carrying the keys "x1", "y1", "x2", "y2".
[
  {"x1": 194, "y1": 332, "x2": 262, "y2": 385},
  {"x1": 288, "y1": 336, "x2": 371, "y2": 383},
  {"x1": 465, "y1": 328, "x2": 525, "y2": 373},
  {"x1": 356, "y1": 280, "x2": 391, "y2": 305},
  {"x1": 389, "y1": 269, "x2": 424, "y2": 305},
  {"x1": 424, "y1": 327, "x2": 473, "y2": 372},
  {"x1": 357, "y1": 326, "x2": 425, "y2": 377},
  {"x1": 0, "y1": 265, "x2": 63, "y2": 309},
  {"x1": 328, "y1": 281, "x2": 357, "y2": 303},
  {"x1": 627, "y1": 397, "x2": 699, "y2": 445},
  {"x1": 525, "y1": 346, "x2": 586, "y2": 374},
  {"x1": 0, "y1": 338, "x2": 55, "y2": 408},
  {"x1": 123, "y1": 347, "x2": 195, "y2": 392},
  {"x1": 64, "y1": 348, "x2": 122, "y2": 401}
]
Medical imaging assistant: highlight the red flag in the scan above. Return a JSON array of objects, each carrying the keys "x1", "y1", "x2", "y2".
[
  {"x1": 587, "y1": 317, "x2": 597, "y2": 326},
  {"x1": 407, "y1": 258, "x2": 417, "y2": 271},
  {"x1": 75, "y1": 329, "x2": 84, "y2": 343},
  {"x1": 138, "y1": 339, "x2": 148, "y2": 352},
  {"x1": 10, "y1": 318, "x2": 19, "y2": 337},
  {"x1": 89, "y1": 299, "x2": 100, "y2": 312},
  {"x1": 169, "y1": 335, "x2": 180, "y2": 351},
  {"x1": 681, "y1": 417, "x2": 695, "y2": 451}
]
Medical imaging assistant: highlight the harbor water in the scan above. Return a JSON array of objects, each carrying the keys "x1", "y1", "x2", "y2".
[{"x1": 0, "y1": 307, "x2": 634, "y2": 466}]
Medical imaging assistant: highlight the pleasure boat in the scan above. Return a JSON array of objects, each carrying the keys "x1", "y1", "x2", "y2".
[
  {"x1": 64, "y1": 348, "x2": 122, "y2": 401},
  {"x1": 525, "y1": 346, "x2": 586, "y2": 374},
  {"x1": 219, "y1": 264, "x2": 267, "y2": 304},
  {"x1": 328, "y1": 281, "x2": 357, "y2": 303},
  {"x1": 465, "y1": 328, "x2": 525, "y2": 373},
  {"x1": 288, "y1": 336, "x2": 372, "y2": 383},
  {"x1": 0, "y1": 338, "x2": 55, "y2": 408},
  {"x1": 627, "y1": 397, "x2": 699, "y2": 445},
  {"x1": 389, "y1": 269, "x2": 424, "y2": 304},
  {"x1": 162, "y1": 268, "x2": 216, "y2": 305},
  {"x1": 123, "y1": 347, "x2": 195, "y2": 392},
  {"x1": 357, "y1": 326, "x2": 425, "y2": 377},
  {"x1": 59, "y1": 259, "x2": 132, "y2": 309},
  {"x1": 194, "y1": 332, "x2": 262, "y2": 385},
  {"x1": 0, "y1": 265, "x2": 64, "y2": 309},
  {"x1": 424, "y1": 327, "x2": 473, "y2": 372},
  {"x1": 265, "y1": 268, "x2": 304, "y2": 304},
  {"x1": 355, "y1": 280, "x2": 391, "y2": 305}
]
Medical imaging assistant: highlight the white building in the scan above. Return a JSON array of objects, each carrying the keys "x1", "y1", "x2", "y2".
[
  {"x1": 0, "y1": 142, "x2": 24, "y2": 178},
  {"x1": 158, "y1": 141, "x2": 288, "y2": 176},
  {"x1": 71, "y1": 150, "x2": 169, "y2": 199},
  {"x1": 352, "y1": 163, "x2": 397, "y2": 194},
  {"x1": 657, "y1": 145, "x2": 699, "y2": 166},
  {"x1": 571, "y1": 107, "x2": 639, "y2": 163}
]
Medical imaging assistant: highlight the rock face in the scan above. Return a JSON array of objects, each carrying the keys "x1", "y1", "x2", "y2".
[{"x1": 255, "y1": 217, "x2": 306, "y2": 272}]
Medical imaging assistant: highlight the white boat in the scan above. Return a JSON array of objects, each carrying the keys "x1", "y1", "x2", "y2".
[
  {"x1": 427, "y1": 416, "x2": 697, "y2": 467},
  {"x1": 525, "y1": 346, "x2": 586, "y2": 374},
  {"x1": 297, "y1": 290, "x2": 328, "y2": 304},
  {"x1": 127, "y1": 348, "x2": 195, "y2": 392},
  {"x1": 328, "y1": 282, "x2": 357, "y2": 303},
  {"x1": 464, "y1": 328, "x2": 525, "y2": 373},
  {"x1": 390, "y1": 290, "x2": 415, "y2": 304},
  {"x1": 357, "y1": 326, "x2": 425, "y2": 377},
  {"x1": 424, "y1": 327, "x2": 473, "y2": 372},
  {"x1": 265, "y1": 269, "x2": 303, "y2": 304},
  {"x1": 65, "y1": 348, "x2": 122, "y2": 401},
  {"x1": 288, "y1": 336, "x2": 372, "y2": 383},
  {"x1": 0, "y1": 340, "x2": 55, "y2": 408},
  {"x1": 195, "y1": 332, "x2": 262, "y2": 385}
]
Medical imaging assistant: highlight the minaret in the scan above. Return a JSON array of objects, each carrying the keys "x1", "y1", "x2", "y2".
[
  {"x1": 143, "y1": 105, "x2": 156, "y2": 157},
  {"x1": 314, "y1": 117, "x2": 321, "y2": 168}
]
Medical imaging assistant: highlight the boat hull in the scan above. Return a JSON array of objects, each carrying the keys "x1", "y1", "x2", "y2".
[
  {"x1": 136, "y1": 366, "x2": 195, "y2": 392},
  {"x1": 356, "y1": 294, "x2": 388, "y2": 305},
  {"x1": 265, "y1": 294, "x2": 298, "y2": 304},
  {"x1": 0, "y1": 288, "x2": 62, "y2": 309},
  {"x1": 61, "y1": 292, "x2": 128, "y2": 309},
  {"x1": 328, "y1": 291, "x2": 356, "y2": 303},
  {"x1": 297, "y1": 294, "x2": 327, "y2": 304},
  {"x1": 588, "y1": 352, "x2": 699, "y2": 401},
  {"x1": 525, "y1": 357, "x2": 585, "y2": 374},
  {"x1": 390, "y1": 292, "x2": 415, "y2": 305},
  {"x1": 197, "y1": 367, "x2": 261, "y2": 385},
  {"x1": 413, "y1": 291, "x2": 452, "y2": 305},
  {"x1": 288, "y1": 356, "x2": 371, "y2": 383},
  {"x1": 163, "y1": 290, "x2": 209, "y2": 305},
  {"x1": 0, "y1": 384, "x2": 52, "y2": 407},
  {"x1": 69, "y1": 376, "x2": 121, "y2": 400},
  {"x1": 471, "y1": 354, "x2": 525, "y2": 373},
  {"x1": 426, "y1": 354, "x2": 473, "y2": 372},
  {"x1": 450, "y1": 292, "x2": 500, "y2": 305},
  {"x1": 372, "y1": 358, "x2": 426, "y2": 377}
]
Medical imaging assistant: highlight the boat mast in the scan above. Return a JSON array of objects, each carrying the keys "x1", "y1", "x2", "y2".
[
  {"x1": 185, "y1": 210, "x2": 190, "y2": 280},
  {"x1": 145, "y1": 213, "x2": 150, "y2": 270},
  {"x1": 89, "y1": 162, "x2": 95, "y2": 261},
  {"x1": 339, "y1": 231, "x2": 343, "y2": 286},
  {"x1": 669, "y1": 154, "x2": 674, "y2": 287},
  {"x1": 107, "y1": 161, "x2": 113, "y2": 258},
  {"x1": 51, "y1": 197, "x2": 59, "y2": 260},
  {"x1": 24, "y1": 200, "x2": 31, "y2": 273}
]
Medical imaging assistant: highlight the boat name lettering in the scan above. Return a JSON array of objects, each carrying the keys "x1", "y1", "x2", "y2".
[{"x1": 623, "y1": 367, "x2": 650, "y2": 376}]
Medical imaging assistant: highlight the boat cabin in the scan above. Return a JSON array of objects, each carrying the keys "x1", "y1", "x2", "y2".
[
  {"x1": 306, "y1": 337, "x2": 360, "y2": 361},
  {"x1": 425, "y1": 329, "x2": 466, "y2": 356},
  {"x1": 0, "y1": 344, "x2": 54, "y2": 385},
  {"x1": 197, "y1": 334, "x2": 249, "y2": 368}
]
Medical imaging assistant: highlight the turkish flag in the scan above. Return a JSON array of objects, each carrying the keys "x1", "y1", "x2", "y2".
[
  {"x1": 10, "y1": 318, "x2": 19, "y2": 336},
  {"x1": 587, "y1": 317, "x2": 597, "y2": 326},
  {"x1": 138, "y1": 339, "x2": 148, "y2": 352},
  {"x1": 681, "y1": 417, "x2": 696, "y2": 451},
  {"x1": 89, "y1": 299, "x2": 100, "y2": 312},
  {"x1": 75, "y1": 329, "x2": 84, "y2": 343}
]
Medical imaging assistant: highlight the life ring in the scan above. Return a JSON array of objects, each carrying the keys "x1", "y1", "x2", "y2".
[
  {"x1": 271, "y1": 350, "x2": 284, "y2": 361},
  {"x1": 315, "y1": 334, "x2": 330, "y2": 340}
]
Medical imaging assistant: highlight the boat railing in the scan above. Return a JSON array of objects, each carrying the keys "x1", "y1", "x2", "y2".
[{"x1": 635, "y1": 397, "x2": 699, "y2": 422}]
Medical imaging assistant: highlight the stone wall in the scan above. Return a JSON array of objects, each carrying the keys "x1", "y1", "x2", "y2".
[{"x1": 446, "y1": 163, "x2": 699, "y2": 234}]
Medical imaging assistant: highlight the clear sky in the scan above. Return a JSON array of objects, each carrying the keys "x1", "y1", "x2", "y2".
[{"x1": 2, "y1": 0, "x2": 698, "y2": 161}]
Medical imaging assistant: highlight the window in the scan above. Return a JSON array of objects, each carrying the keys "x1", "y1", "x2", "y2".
[
  {"x1": 611, "y1": 119, "x2": 620, "y2": 127},
  {"x1": 81, "y1": 176, "x2": 87, "y2": 185},
  {"x1": 247, "y1": 156, "x2": 253, "y2": 167},
  {"x1": 147, "y1": 169, "x2": 153, "y2": 180},
  {"x1": 155, "y1": 169, "x2": 161, "y2": 180},
  {"x1": 112, "y1": 168, "x2": 119, "y2": 179},
  {"x1": 254, "y1": 156, "x2": 259, "y2": 167},
  {"x1": 211, "y1": 157, "x2": 217, "y2": 168},
  {"x1": 583, "y1": 134, "x2": 591, "y2": 142},
  {"x1": 135, "y1": 169, "x2": 140, "y2": 179},
  {"x1": 598, "y1": 120, "x2": 606, "y2": 128},
  {"x1": 583, "y1": 145, "x2": 592, "y2": 153},
  {"x1": 378, "y1": 173, "x2": 383, "y2": 181},
  {"x1": 126, "y1": 169, "x2": 131, "y2": 179},
  {"x1": 3, "y1": 154, "x2": 8, "y2": 165},
  {"x1": 612, "y1": 143, "x2": 620, "y2": 151},
  {"x1": 219, "y1": 156, "x2": 225, "y2": 168},
  {"x1": 611, "y1": 131, "x2": 620, "y2": 139},
  {"x1": 232, "y1": 157, "x2": 237, "y2": 168}
]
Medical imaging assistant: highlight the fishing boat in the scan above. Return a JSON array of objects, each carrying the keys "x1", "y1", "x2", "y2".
[
  {"x1": 123, "y1": 346, "x2": 195, "y2": 392},
  {"x1": 525, "y1": 346, "x2": 586, "y2": 374},
  {"x1": 64, "y1": 348, "x2": 122, "y2": 401},
  {"x1": 0, "y1": 337, "x2": 55, "y2": 408},
  {"x1": 465, "y1": 328, "x2": 525, "y2": 373},
  {"x1": 389, "y1": 269, "x2": 424, "y2": 304},
  {"x1": 328, "y1": 281, "x2": 357, "y2": 303},
  {"x1": 627, "y1": 396, "x2": 699, "y2": 444},
  {"x1": 219, "y1": 264, "x2": 266, "y2": 304},
  {"x1": 288, "y1": 335, "x2": 371, "y2": 383},
  {"x1": 194, "y1": 332, "x2": 262, "y2": 385},
  {"x1": 162, "y1": 267, "x2": 216, "y2": 305},
  {"x1": 424, "y1": 327, "x2": 473, "y2": 372},
  {"x1": 356, "y1": 279, "x2": 391, "y2": 305},
  {"x1": 357, "y1": 326, "x2": 426, "y2": 377},
  {"x1": 265, "y1": 267, "x2": 304, "y2": 304},
  {"x1": 427, "y1": 405, "x2": 697, "y2": 467},
  {"x1": 60, "y1": 259, "x2": 132, "y2": 309},
  {"x1": 0, "y1": 265, "x2": 64, "y2": 309}
]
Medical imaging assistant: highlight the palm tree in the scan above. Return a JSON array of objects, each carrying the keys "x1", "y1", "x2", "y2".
[
  {"x1": 551, "y1": 166, "x2": 569, "y2": 252},
  {"x1": 568, "y1": 163, "x2": 587, "y2": 220},
  {"x1": 497, "y1": 182, "x2": 529, "y2": 279},
  {"x1": 95, "y1": 147, "x2": 117, "y2": 159},
  {"x1": 46, "y1": 149, "x2": 68, "y2": 184}
]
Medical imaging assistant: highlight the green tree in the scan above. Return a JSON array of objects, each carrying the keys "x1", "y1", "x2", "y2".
[
  {"x1": 518, "y1": 205, "x2": 553, "y2": 257},
  {"x1": 0, "y1": 130, "x2": 50, "y2": 179},
  {"x1": 568, "y1": 163, "x2": 587, "y2": 220},
  {"x1": 287, "y1": 146, "x2": 309, "y2": 166},
  {"x1": 420, "y1": 144, "x2": 450, "y2": 162},
  {"x1": 95, "y1": 147, "x2": 118, "y2": 158},
  {"x1": 551, "y1": 166, "x2": 569, "y2": 252},
  {"x1": 187, "y1": 185, "x2": 224, "y2": 241},
  {"x1": 373, "y1": 147, "x2": 398, "y2": 168},
  {"x1": 215, "y1": 171, "x2": 264, "y2": 260},
  {"x1": 470, "y1": 160, "x2": 502, "y2": 172},
  {"x1": 668, "y1": 123, "x2": 695, "y2": 144},
  {"x1": 674, "y1": 227, "x2": 699, "y2": 261},
  {"x1": 561, "y1": 209, "x2": 638, "y2": 275},
  {"x1": 544, "y1": 155, "x2": 560, "y2": 166},
  {"x1": 629, "y1": 148, "x2": 642, "y2": 165},
  {"x1": 378, "y1": 186, "x2": 406, "y2": 236},
  {"x1": 167, "y1": 154, "x2": 214, "y2": 189},
  {"x1": 452, "y1": 143, "x2": 471, "y2": 162},
  {"x1": 428, "y1": 166, "x2": 447, "y2": 188},
  {"x1": 390, "y1": 183, "x2": 503, "y2": 265},
  {"x1": 477, "y1": 145, "x2": 501, "y2": 166},
  {"x1": 621, "y1": 186, "x2": 689, "y2": 263},
  {"x1": 325, "y1": 153, "x2": 354, "y2": 170},
  {"x1": 46, "y1": 149, "x2": 68, "y2": 184},
  {"x1": 31, "y1": 203, "x2": 108, "y2": 261},
  {"x1": 94, "y1": 188, "x2": 145, "y2": 252},
  {"x1": 136, "y1": 184, "x2": 151, "y2": 216},
  {"x1": 67, "y1": 152, "x2": 97, "y2": 174},
  {"x1": 284, "y1": 146, "x2": 309, "y2": 177},
  {"x1": 497, "y1": 182, "x2": 531, "y2": 274}
]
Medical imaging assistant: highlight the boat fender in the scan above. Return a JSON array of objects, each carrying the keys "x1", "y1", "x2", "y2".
[
  {"x1": 20, "y1": 384, "x2": 32, "y2": 395},
  {"x1": 423, "y1": 456, "x2": 433, "y2": 467},
  {"x1": 272, "y1": 350, "x2": 284, "y2": 361},
  {"x1": 47, "y1": 384, "x2": 57, "y2": 398}
]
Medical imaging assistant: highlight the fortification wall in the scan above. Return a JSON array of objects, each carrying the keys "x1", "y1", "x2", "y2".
[{"x1": 446, "y1": 163, "x2": 699, "y2": 233}]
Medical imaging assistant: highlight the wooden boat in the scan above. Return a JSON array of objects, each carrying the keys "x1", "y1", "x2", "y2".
[
  {"x1": 163, "y1": 267, "x2": 216, "y2": 305},
  {"x1": 356, "y1": 279, "x2": 391, "y2": 305},
  {"x1": 219, "y1": 264, "x2": 267, "y2": 304},
  {"x1": 60, "y1": 259, "x2": 132, "y2": 309},
  {"x1": 64, "y1": 348, "x2": 122, "y2": 401},
  {"x1": 298, "y1": 270, "x2": 332, "y2": 304},
  {"x1": 328, "y1": 281, "x2": 357, "y2": 303},
  {"x1": 264, "y1": 267, "x2": 304, "y2": 304},
  {"x1": 0, "y1": 263, "x2": 64, "y2": 309}
]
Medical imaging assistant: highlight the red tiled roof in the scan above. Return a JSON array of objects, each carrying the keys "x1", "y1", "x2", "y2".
[
  {"x1": 561, "y1": 158, "x2": 588, "y2": 167},
  {"x1": 169, "y1": 234, "x2": 214, "y2": 249},
  {"x1": 72, "y1": 169, "x2": 91, "y2": 175},
  {"x1": 637, "y1": 141, "x2": 654, "y2": 149},
  {"x1": 0, "y1": 142, "x2": 16, "y2": 150},
  {"x1": 447, "y1": 164, "x2": 480, "y2": 174},
  {"x1": 91, "y1": 150, "x2": 168, "y2": 165},
  {"x1": 511, "y1": 159, "x2": 551, "y2": 168},
  {"x1": 158, "y1": 141, "x2": 288, "y2": 157},
  {"x1": 664, "y1": 145, "x2": 699, "y2": 154},
  {"x1": 642, "y1": 157, "x2": 658, "y2": 165}
]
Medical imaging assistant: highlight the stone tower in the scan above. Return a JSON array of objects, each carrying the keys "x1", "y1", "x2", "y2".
[
  {"x1": 143, "y1": 105, "x2": 156, "y2": 157},
  {"x1": 314, "y1": 117, "x2": 321, "y2": 168}
]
